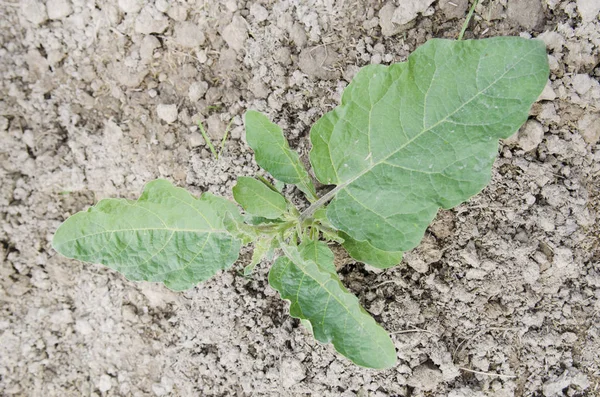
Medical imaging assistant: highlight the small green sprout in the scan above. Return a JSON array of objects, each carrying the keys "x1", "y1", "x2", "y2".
[{"x1": 197, "y1": 118, "x2": 233, "y2": 160}]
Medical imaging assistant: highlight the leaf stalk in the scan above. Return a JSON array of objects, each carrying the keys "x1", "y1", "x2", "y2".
[{"x1": 298, "y1": 184, "x2": 344, "y2": 222}]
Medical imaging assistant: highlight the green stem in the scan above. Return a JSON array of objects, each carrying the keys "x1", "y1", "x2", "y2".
[
  {"x1": 218, "y1": 118, "x2": 233, "y2": 158},
  {"x1": 458, "y1": 0, "x2": 479, "y2": 41},
  {"x1": 198, "y1": 121, "x2": 218, "y2": 159},
  {"x1": 299, "y1": 184, "x2": 343, "y2": 222}
]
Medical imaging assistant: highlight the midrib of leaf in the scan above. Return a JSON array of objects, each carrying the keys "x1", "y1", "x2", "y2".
[
  {"x1": 278, "y1": 141, "x2": 305, "y2": 182},
  {"x1": 67, "y1": 227, "x2": 225, "y2": 280},
  {"x1": 143, "y1": 233, "x2": 213, "y2": 277},
  {"x1": 55, "y1": 227, "x2": 221, "y2": 246},
  {"x1": 342, "y1": 189, "x2": 403, "y2": 232},
  {"x1": 56, "y1": 188, "x2": 230, "y2": 246},
  {"x1": 302, "y1": 44, "x2": 538, "y2": 220},
  {"x1": 345, "y1": 46, "x2": 534, "y2": 186},
  {"x1": 280, "y1": 245, "x2": 391, "y2": 358},
  {"x1": 167, "y1": 192, "x2": 215, "y2": 228}
]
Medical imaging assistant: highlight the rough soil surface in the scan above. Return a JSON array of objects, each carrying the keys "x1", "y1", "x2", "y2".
[{"x1": 1, "y1": 0, "x2": 599, "y2": 396}]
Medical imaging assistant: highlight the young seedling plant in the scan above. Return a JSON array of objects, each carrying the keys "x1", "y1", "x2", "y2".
[
  {"x1": 197, "y1": 117, "x2": 233, "y2": 160},
  {"x1": 53, "y1": 37, "x2": 548, "y2": 369}
]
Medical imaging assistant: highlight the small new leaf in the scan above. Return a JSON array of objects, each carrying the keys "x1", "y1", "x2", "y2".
[
  {"x1": 244, "y1": 237, "x2": 272, "y2": 275},
  {"x1": 52, "y1": 180, "x2": 241, "y2": 291},
  {"x1": 245, "y1": 110, "x2": 318, "y2": 201},
  {"x1": 233, "y1": 176, "x2": 287, "y2": 219},
  {"x1": 223, "y1": 212, "x2": 259, "y2": 245}
]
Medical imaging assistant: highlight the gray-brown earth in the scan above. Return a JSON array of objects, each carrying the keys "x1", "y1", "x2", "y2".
[{"x1": 1, "y1": 0, "x2": 599, "y2": 396}]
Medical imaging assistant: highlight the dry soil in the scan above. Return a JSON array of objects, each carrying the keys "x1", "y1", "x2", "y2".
[{"x1": 1, "y1": 0, "x2": 599, "y2": 396}]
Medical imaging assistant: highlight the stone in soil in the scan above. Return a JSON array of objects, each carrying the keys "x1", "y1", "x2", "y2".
[
  {"x1": 157, "y1": 104, "x2": 178, "y2": 124},
  {"x1": 506, "y1": 0, "x2": 545, "y2": 30},
  {"x1": 222, "y1": 16, "x2": 248, "y2": 52}
]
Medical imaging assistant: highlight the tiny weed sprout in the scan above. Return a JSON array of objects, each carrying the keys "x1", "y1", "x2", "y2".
[
  {"x1": 53, "y1": 37, "x2": 549, "y2": 369},
  {"x1": 198, "y1": 118, "x2": 233, "y2": 160}
]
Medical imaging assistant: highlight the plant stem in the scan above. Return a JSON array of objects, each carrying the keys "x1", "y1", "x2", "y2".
[
  {"x1": 218, "y1": 118, "x2": 233, "y2": 158},
  {"x1": 458, "y1": 367, "x2": 516, "y2": 379},
  {"x1": 458, "y1": 0, "x2": 479, "y2": 41},
  {"x1": 198, "y1": 121, "x2": 218, "y2": 159},
  {"x1": 298, "y1": 184, "x2": 343, "y2": 222}
]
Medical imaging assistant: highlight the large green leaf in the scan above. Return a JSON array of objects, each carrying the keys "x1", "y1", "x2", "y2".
[
  {"x1": 52, "y1": 180, "x2": 241, "y2": 291},
  {"x1": 269, "y1": 246, "x2": 397, "y2": 369},
  {"x1": 310, "y1": 37, "x2": 549, "y2": 252},
  {"x1": 233, "y1": 176, "x2": 287, "y2": 219},
  {"x1": 298, "y1": 240, "x2": 336, "y2": 274},
  {"x1": 245, "y1": 110, "x2": 317, "y2": 201},
  {"x1": 340, "y1": 232, "x2": 403, "y2": 269}
]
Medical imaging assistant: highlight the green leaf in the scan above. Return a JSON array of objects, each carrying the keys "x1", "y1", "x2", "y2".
[
  {"x1": 340, "y1": 232, "x2": 403, "y2": 269},
  {"x1": 300, "y1": 319, "x2": 314, "y2": 335},
  {"x1": 309, "y1": 37, "x2": 549, "y2": 253},
  {"x1": 256, "y1": 175, "x2": 282, "y2": 193},
  {"x1": 52, "y1": 179, "x2": 242, "y2": 291},
  {"x1": 269, "y1": 247, "x2": 396, "y2": 369},
  {"x1": 298, "y1": 240, "x2": 336, "y2": 274},
  {"x1": 244, "y1": 237, "x2": 272, "y2": 275},
  {"x1": 273, "y1": 180, "x2": 286, "y2": 192},
  {"x1": 223, "y1": 212, "x2": 258, "y2": 245},
  {"x1": 245, "y1": 110, "x2": 318, "y2": 201},
  {"x1": 244, "y1": 215, "x2": 285, "y2": 226},
  {"x1": 312, "y1": 208, "x2": 345, "y2": 243},
  {"x1": 233, "y1": 176, "x2": 288, "y2": 219},
  {"x1": 313, "y1": 208, "x2": 329, "y2": 224},
  {"x1": 322, "y1": 230, "x2": 344, "y2": 244}
]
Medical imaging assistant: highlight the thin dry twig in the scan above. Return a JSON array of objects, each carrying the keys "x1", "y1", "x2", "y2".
[
  {"x1": 372, "y1": 279, "x2": 408, "y2": 289},
  {"x1": 391, "y1": 327, "x2": 439, "y2": 337},
  {"x1": 459, "y1": 367, "x2": 517, "y2": 379},
  {"x1": 453, "y1": 327, "x2": 522, "y2": 360}
]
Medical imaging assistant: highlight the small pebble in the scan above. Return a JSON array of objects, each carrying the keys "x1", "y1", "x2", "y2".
[{"x1": 157, "y1": 104, "x2": 178, "y2": 124}]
